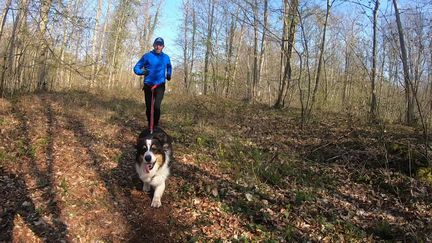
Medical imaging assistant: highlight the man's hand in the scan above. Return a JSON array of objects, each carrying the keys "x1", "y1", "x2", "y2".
[{"x1": 166, "y1": 75, "x2": 171, "y2": 81}]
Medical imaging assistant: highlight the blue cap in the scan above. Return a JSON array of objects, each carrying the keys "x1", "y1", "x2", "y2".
[{"x1": 153, "y1": 37, "x2": 164, "y2": 45}]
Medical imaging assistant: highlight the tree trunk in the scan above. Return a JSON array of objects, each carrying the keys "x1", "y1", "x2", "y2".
[
  {"x1": 203, "y1": 0, "x2": 215, "y2": 95},
  {"x1": 0, "y1": 0, "x2": 28, "y2": 95},
  {"x1": 223, "y1": 10, "x2": 240, "y2": 97},
  {"x1": 95, "y1": 0, "x2": 112, "y2": 88},
  {"x1": 370, "y1": 0, "x2": 379, "y2": 121},
  {"x1": 276, "y1": 0, "x2": 289, "y2": 106},
  {"x1": 15, "y1": 0, "x2": 30, "y2": 92},
  {"x1": 182, "y1": 2, "x2": 190, "y2": 92},
  {"x1": 231, "y1": 23, "x2": 246, "y2": 97},
  {"x1": 108, "y1": 0, "x2": 129, "y2": 88},
  {"x1": 298, "y1": 5, "x2": 314, "y2": 123},
  {"x1": 308, "y1": 0, "x2": 332, "y2": 118},
  {"x1": 429, "y1": 31, "x2": 432, "y2": 111},
  {"x1": 190, "y1": 6, "x2": 197, "y2": 93},
  {"x1": 223, "y1": 14, "x2": 235, "y2": 97},
  {"x1": 0, "y1": 0, "x2": 12, "y2": 96},
  {"x1": 275, "y1": 0, "x2": 298, "y2": 108},
  {"x1": 392, "y1": 0, "x2": 415, "y2": 125},
  {"x1": 90, "y1": 0, "x2": 103, "y2": 87},
  {"x1": 257, "y1": 0, "x2": 268, "y2": 101},
  {"x1": 342, "y1": 37, "x2": 350, "y2": 108},
  {"x1": 250, "y1": 0, "x2": 259, "y2": 103},
  {"x1": 37, "y1": 0, "x2": 54, "y2": 91},
  {"x1": 0, "y1": 0, "x2": 12, "y2": 43}
]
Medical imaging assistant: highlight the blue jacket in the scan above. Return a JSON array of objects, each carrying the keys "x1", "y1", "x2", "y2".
[{"x1": 133, "y1": 50, "x2": 172, "y2": 85}]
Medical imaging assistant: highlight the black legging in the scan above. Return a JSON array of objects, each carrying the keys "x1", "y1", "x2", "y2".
[{"x1": 144, "y1": 83, "x2": 165, "y2": 128}]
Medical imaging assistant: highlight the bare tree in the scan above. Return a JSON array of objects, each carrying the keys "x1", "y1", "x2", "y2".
[
  {"x1": 36, "y1": 0, "x2": 54, "y2": 90},
  {"x1": 0, "y1": 0, "x2": 429, "y2": 134},
  {"x1": 181, "y1": 0, "x2": 191, "y2": 91},
  {"x1": 180, "y1": 0, "x2": 198, "y2": 93},
  {"x1": 341, "y1": 20, "x2": 356, "y2": 109},
  {"x1": 136, "y1": 0, "x2": 162, "y2": 54},
  {"x1": 0, "y1": 0, "x2": 12, "y2": 43},
  {"x1": 190, "y1": 5, "x2": 197, "y2": 93},
  {"x1": 223, "y1": 8, "x2": 239, "y2": 97},
  {"x1": 429, "y1": 22, "x2": 432, "y2": 111},
  {"x1": 0, "y1": 0, "x2": 30, "y2": 95},
  {"x1": 90, "y1": 0, "x2": 103, "y2": 87},
  {"x1": 107, "y1": 0, "x2": 136, "y2": 87},
  {"x1": 392, "y1": 0, "x2": 415, "y2": 124},
  {"x1": 96, "y1": 0, "x2": 113, "y2": 86},
  {"x1": 274, "y1": 0, "x2": 299, "y2": 108},
  {"x1": 257, "y1": 0, "x2": 268, "y2": 100},
  {"x1": 370, "y1": 0, "x2": 379, "y2": 121},
  {"x1": 297, "y1": 5, "x2": 312, "y2": 123},
  {"x1": 203, "y1": 0, "x2": 216, "y2": 95},
  {"x1": 307, "y1": 0, "x2": 335, "y2": 118}
]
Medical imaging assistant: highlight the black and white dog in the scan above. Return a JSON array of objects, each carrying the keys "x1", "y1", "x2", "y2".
[{"x1": 135, "y1": 127, "x2": 172, "y2": 207}]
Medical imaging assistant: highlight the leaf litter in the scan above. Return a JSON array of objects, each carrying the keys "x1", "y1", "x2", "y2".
[{"x1": 0, "y1": 91, "x2": 431, "y2": 242}]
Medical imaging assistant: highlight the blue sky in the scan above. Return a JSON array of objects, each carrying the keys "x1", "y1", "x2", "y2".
[
  {"x1": 154, "y1": 0, "x2": 183, "y2": 62},
  {"x1": 149, "y1": 0, "x2": 431, "y2": 65}
]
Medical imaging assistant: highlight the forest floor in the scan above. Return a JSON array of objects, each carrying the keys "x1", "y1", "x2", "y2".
[{"x1": 0, "y1": 90, "x2": 431, "y2": 242}]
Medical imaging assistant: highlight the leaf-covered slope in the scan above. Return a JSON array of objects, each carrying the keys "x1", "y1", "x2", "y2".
[{"x1": 0, "y1": 91, "x2": 431, "y2": 242}]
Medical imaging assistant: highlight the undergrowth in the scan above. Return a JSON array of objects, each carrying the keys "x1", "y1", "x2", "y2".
[{"x1": 1, "y1": 90, "x2": 431, "y2": 242}]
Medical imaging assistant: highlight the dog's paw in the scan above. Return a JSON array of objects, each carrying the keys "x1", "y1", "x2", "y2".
[
  {"x1": 143, "y1": 183, "x2": 151, "y2": 192},
  {"x1": 151, "y1": 198, "x2": 162, "y2": 208}
]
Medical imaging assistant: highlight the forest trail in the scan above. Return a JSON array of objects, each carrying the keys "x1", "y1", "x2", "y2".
[{"x1": 0, "y1": 90, "x2": 431, "y2": 242}]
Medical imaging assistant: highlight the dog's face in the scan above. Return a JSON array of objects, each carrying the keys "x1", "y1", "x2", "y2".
[
  {"x1": 136, "y1": 129, "x2": 172, "y2": 173},
  {"x1": 142, "y1": 138, "x2": 165, "y2": 172}
]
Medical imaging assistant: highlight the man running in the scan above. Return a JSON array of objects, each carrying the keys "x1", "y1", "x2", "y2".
[{"x1": 134, "y1": 37, "x2": 172, "y2": 129}]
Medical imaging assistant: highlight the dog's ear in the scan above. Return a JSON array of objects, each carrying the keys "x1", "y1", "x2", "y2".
[
  {"x1": 153, "y1": 132, "x2": 168, "y2": 144},
  {"x1": 162, "y1": 133, "x2": 172, "y2": 145}
]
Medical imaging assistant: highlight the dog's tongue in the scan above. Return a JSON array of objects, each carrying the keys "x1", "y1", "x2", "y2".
[{"x1": 145, "y1": 164, "x2": 152, "y2": 173}]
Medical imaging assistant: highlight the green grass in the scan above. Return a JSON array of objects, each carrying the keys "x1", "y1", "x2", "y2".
[
  {"x1": 256, "y1": 159, "x2": 296, "y2": 187},
  {"x1": 282, "y1": 225, "x2": 296, "y2": 241},
  {"x1": 230, "y1": 236, "x2": 249, "y2": 243},
  {"x1": 0, "y1": 148, "x2": 13, "y2": 164},
  {"x1": 341, "y1": 221, "x2": 367, "y2": 240},
  {"x1": 418, "y1": 167, "x2": 432, "y2": 185},
  {"x1": 179, "y1": 182, "x2": 195, "y2": 198},
  {"x1": 35, "y1": 206, "x2": 46, "y2": 215},
  {"x1": 190, "y1": 127, "x2": 339, "y2": 191},
  {"x1": 187, "y1": 236, "x2": 199, "y2": 243},
  {"x1": 111, "y1": 152, "x2": 122, "y2": 164},
  {"x1": 37, "y1": 137, "x2": 49, "y2": 148},
  {"x1": 196, "y1": 134, "x2": 216, "y2": 148},
  {"x1": 36, "y1": 177, "x2": 49, "y2": 188},
  {"x1": 227, "y1": 198, "x2": 273, "y2": 229},
  {"x1": 295, "y1": 190, "x2": 315, "y2": 205},
  {"x1": 15, "y1": 139, "x2": 36, "y2": 158},
  {"x1": 214, "y1": 137, "x2": 295, "y2": 187},
  {"x1": 60, "y1": 177, "x2": 69, "y2": 195},
  {"x1": 374, "y1": 220, "x2": 393, "y2": 240}
]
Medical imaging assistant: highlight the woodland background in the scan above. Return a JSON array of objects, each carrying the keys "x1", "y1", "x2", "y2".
[
  {"x1": 0, "y1": 0, "x2": 432, "y2": 241},
  {"x1": 1, "y1": 0, "x2": 432, "y2": 125}
]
